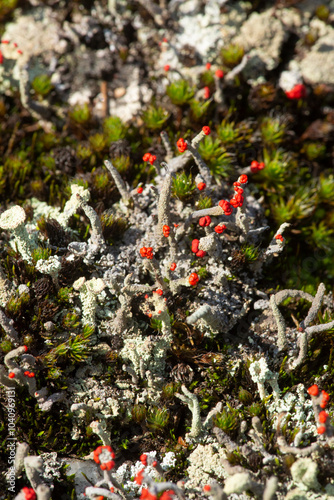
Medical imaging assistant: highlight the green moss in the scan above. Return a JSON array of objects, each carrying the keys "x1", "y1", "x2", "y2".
[
  {"x1": 166, "y1": 80, "x2": 195, "y2": 106},
  {"x1": 142, "y1": 105, "x2": 169, "y2": 130},
  {"x1": 0, "y1": 0, "x2": 18, "y2": 20},
  {"x1": 89, "y1": 133, "x2": 107, "y2": 153},
  {"x1": 68, "y1": 103, "x2": 91, "y2": 125},
  {"x1": 315, "y1": 4, "x2": 330, "y2": 21},
  {"x1": 112, "y1": 155, "x2": 131, "y2": 174},
  {"x1": 303, "y1": 142, "x2": 326, "y2": 161},
  {"x1": 217, "y1": 119, "x2": 243, "y2": 145},
  {"x1": 0, "y1": 339, "x2": 13, "y2": 353},
  {"x1": 260, "y1": 116, "x2": 287, "y2": 147},
  {"x1": 197, "y1": 136, "x2": 233, "y2": 182},
  {"x1": 189, "y1": 99, "x2": 211, "y2": 122},
  {"x1": 31, "y1": 74, "x2": 53, "y2": 98},
  {"x1": 101, "y1": 212, "x2": 130, "y2": 243},
  {"x1": 172, "y1": 172, "x2": 195, "y2": 202},
  {"x1": 6, "y1": 292, "x2": 30, "y2": 316},
  {"x1": 196, "y1": 195, "x2": 212, "y2": 210},
  {"x1": 147, "y1": 407, "x2": 169, "y2": 433},
  {"x1": 220, "y1": 43, "x2": 244, "y2": 68},
  {"x1": 103, "y1": 116, "x2": 127, "y2": 142},
  {"x1": 213, "y1": 405, "x2": 239, "y2": 436},
  {"x1": 270, "y1": 187, "x2": 316, "y2": 224}
]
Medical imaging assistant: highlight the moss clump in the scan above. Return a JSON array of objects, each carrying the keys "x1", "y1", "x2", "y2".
[
  {"x1": 31, "y1": 74, "x2": 53, "y2": 98},
  {"x1": 172, "y1": 172, "x2": 195, "y2": 202},
  {"x1": 142, "y1": 105, "x2": 169, "y2": 130},
  {"x1": 68, "y1": 103, "x2": 91, "y2": 126},
  {"x1": 166, "y1": 80, "x2": 195, "y2": 106},
  {"x1": 213, "y1": 406, "x2": 239, "y2": 437},
  {"x1": 220, "y1": 43, "x2": 244, "y2": 68},
  {"x1": 103, "y1": 116, "x2": 127, "y2": 142}
]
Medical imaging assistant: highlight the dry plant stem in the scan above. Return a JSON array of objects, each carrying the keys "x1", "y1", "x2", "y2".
[
  {"x1": 0, "y1": 263, "x2": 14, "y2": 307},
  {"x1": 236, "y1": 204, "x2": 249, "y2": 240},
  {"x1": 0, "y1": 309, "x2": 19, "y2": 343},
  {"x1": 175, "y1": 385, "x2": 202, "y2": 437},
  {"x1": 76, "y1": 194, "x2": 105, "y2": 247},
  {"x1": 263, "y1": 477, "x2": 278, "y2": 500},
  {"x1": 156, "y1": 163, "x2": 172, "y2": 245},
  {"x1": 225, "y1": 54, "x2": 249, "y2": 82},
  {"x1": 85, "y1": 488, "x2": 120, "y2": 500},
  {"x1": 136, "y1": 0, "x2": 166, "y2": 26},
  {"x1": 0, "y1": 366, "x2": 16, "y2": 388},
  {"x1": 270, "y1": 289, "x2": 314, "y2": 350},
  {"x1": 300, "y1": 282, "x2": 326, "y2": 329},
  {"x1": 104, "y1": 159, "x2": 133, "y2": 207},
  {"x1": 191, "y1": 206, "x2": 224, "y2": 219},
  {"x1": 36, "y1": 484, "x2": 52, "y2": 500},
  {"x1": 161, "y1": 131, "x2": 174, "y2": 162},
  {"x1": 15, "y1": 442, "x2": 30, "y2": 477},
  {"x1": 24, "y1": 456, "x2": 44, "y2": 491},
  {"x1": 145, "y1": 258, "x2": 168, "y2": 291},
  {"x1": 276, "y1": 413, "x2": 320, "y2": 455},
  {"x1": 100, "y1": 80, "x2": 109, "y2": 118},
  {"x1": 186, "y1": 142, "x2": 212, "y2": 186}
]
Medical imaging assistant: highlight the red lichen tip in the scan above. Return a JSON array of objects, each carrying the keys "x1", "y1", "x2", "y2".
[
  {"x1": 140, "y1": 488, "x2": 158, "y2": 500},
  {"x1": 197, "y1": 182, "x2": 206, "y2": 191},
  {"x1": 203, "y1": 485, "x2": 211, "y2": 492},
  {"x1": 143, "y1": 153, "x2": 151, "y2": 162},
  {"x1": 199, "y1": 215, "x2": 211, "y2": 227},
  {"x1": 214, "y1": 224, "x2": 226, "y2": 234},
  {"x1": 285, "y1": 83, "x2": 306, "y2": 100},
  {"x1": 23, "y1": 345, "x2": 28, "y2": 352},
  {"x1": 218, "y1": 199, "x2": 233, "y2": 215},
  {"x1": 250, "y1": 160, "x2": 259, "y2": 173},
  {"x1": 196, "y1": 250, "x2": 206, "y2": 258},
  {"x1": 22, "y1": 487, "x2": 37, "y2": 500},
  {"x1": 137, "y1": 186, "x2": 143, "y2": 194},
  {"x1": 140, "y1": 247, "x2": 154, "y2": 259},
  {"x1": 205, "y1": 62, "x2": 211, "y2": 70},
  {"x1": 149, "y1": 154, "x2": 157, "y2": 165},
  {"x1": 164, "y1": 64, "x2": 170, "y2": 72},
  {"x1": 191, "y1": 239, "x2": 199, "y2": 254},
  {"x1": 318, "y1": 411, "x2": 329, "y2": 424},
  {"x1": 170, "y1": 262, "x2": 177, "y2": 271},
  {"x1": 163, "y1": 225, "x2": 170, "y2": 237},
  {"x1": 317, "y1": 425, "x2": 326, "y2": 435},
  {"x1": 135, "y1": 469, "x2": 145, "y2": 485},
  {"x1": 202, "y1": 126, "x2": 211, "y2": 135},
  {"x1": 307, "y1": 384, "x2": 319, "y2": 397},
  {"x1": 238, "y1": 174, "x2": 248, "y2": 184},
  {"x1": 8, "y1": 372, "x2": 15, "y2": 379},
  {"x1": 203, "y1": 86, "x2": 210, "y2": 99},
  {"x1": 189, "y1": 272, "x2": 199, "y2": 286},
  {"x1": 215, "y1": 69, "x2": 224, "y2": 79},
  {"x1": 176, "y1": 138, "x2": 187, "y2": 153}
]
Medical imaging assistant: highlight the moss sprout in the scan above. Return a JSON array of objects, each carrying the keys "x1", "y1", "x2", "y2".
[
  {"x1": 172, "y1": 172, "x2": 195, "y2": 202},
  {"x1": 68, "y1": 103, "x2": 91, "y2": 126},
  {"x1": 31, "y1": 74, "x2": 53, "y2": 98},
  {"x1": 103, "y1": 116, "x2": 127, "y2": 142},
  {"x1": 142, "y1": 105, "x2": 170, "y2": 130},
  {"x1": 166, "y1": 80, "x2": 195, "y2": 106},
  {"x1": 260, "y1": 116, "x2": 287, "y2": 147},
  {"x1": 147, "y1": 407, "x2": 170, "y2": 433},
  {"x1": 220, "y1": 43, "x2": 244, "y2": 68},
  {"x1": 213, "y1": 406, "x2": 239, "y2": 436},
  {"x1": 197, "y1": 136, "x2": 233, "y2": 181}
]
